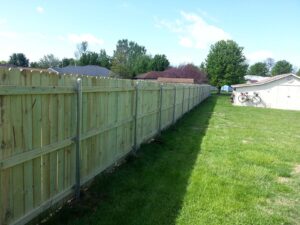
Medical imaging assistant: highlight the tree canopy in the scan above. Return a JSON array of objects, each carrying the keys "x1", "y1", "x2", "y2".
[
  {"x1": 205, "y1": 40, "x2": 248, "y2": 93},
  {"x1": 271, "y1": 60, "x2": 293, "y2": 76},
  {"x1": 111, "y1": 39, "x2": 148, "y2": 78},
  {"x1": 75, "y1": 41, "x2": 88, "y2": 59},
  {"x1": 38, "y1": 54, "x2": 61, "y2": 68},
  {"x1": 8, "y1": 53, "x2": 29, "y2": 67},
  {"x1": 265, "y1": 58, "x2": 275, "y2": 74},
  {"x1": 248, "y1": 62, "x2": 269, "y2": 76},
  {"x1": 150, "y1": 54, "x2": 170, "y2": 71},
  {"x1": 98, "y1": 49, "x2": 111, "y2": 69},
  {"x1": 79, "y1": 52, "x2": 99, "y2": 66},
  {"x1": 61, "y1": 58, "x2": 76, "y2": 67}
]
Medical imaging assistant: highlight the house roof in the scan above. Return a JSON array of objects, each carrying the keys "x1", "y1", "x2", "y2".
[
  {"x1": 232, "y1": 73, "x2": 300, "y2": 88},
  {"x1": 49, "y1": 65, "x2": 111, "y2": 77},
  {"x1": 0, "y1": 64, "x2": 18, "y2": 68},
  {"x1": 136, "y1": 65, "x2": 208, "y2": 84},
  {"x1": 244, "y1": 75, "x2": 270, "y2": 82},
  {"x1": 157, "y1": 77, "x2": 194, "y2": 84}
]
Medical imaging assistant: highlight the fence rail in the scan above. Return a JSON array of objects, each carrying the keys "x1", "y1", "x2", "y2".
[{"x1": 0, "y1": 68, "x2": 210, "y2": 225}]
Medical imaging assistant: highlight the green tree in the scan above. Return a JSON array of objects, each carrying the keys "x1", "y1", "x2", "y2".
[
  {"x1": 248, "y1": 62, "x2": 269, "y2": 76},
  {"x1": 79, "y1": 52, "x2": 99, "y2": 66},
  {"x1": 30, "y1": 62, "x2": 39, "y2": 68},
  {"x1": 265, "y1": 58, "x2": 275, "y2": 74},
  {"x1": 98, "y1": 49, "x2": 111, "y2": 69},
  {"x1": 0, "y1": 60, "x2": 7, "y2": 64},
  {"x1": 38, "y1": 54, "x2": 61, "y2": 68},
  {"x1": 296, "y1": 69, "x2": 300, "y2": 76},
  {"x1": 150, "y1": 54, "x2": 169, "y2": 71},
  {"x1": 111, "y1": 39, "x2": 147, "y2": 78},
  {"x1": 271, "y1": 60, "x2": 293, "y2": 76},
  {"x1": 8, "y1": 53, "x2": 29, "y2": 67},
  {"x1": 199, "y1": 62, "x2": 207, "y2": 73},
  {"x1": 205, "y1": 40, "x2": 248, "y2": 94},
  {"x1": 133, "y1": 54, "x2": 152, "y2": 75},
  {"x1": 61, "y1": 58, "x2": 76, "y2": 67},
  {"x1": 75, "y1": 41, "x2": 88, "y2": 59}
]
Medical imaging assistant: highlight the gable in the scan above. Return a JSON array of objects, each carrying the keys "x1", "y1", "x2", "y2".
[{"x1": 278, "y1": 75, "x2": 300, "y2": 86}]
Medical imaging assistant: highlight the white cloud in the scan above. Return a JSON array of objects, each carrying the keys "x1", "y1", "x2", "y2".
[
  {"x1": 36, "y1": 6, "x2": 44, "y2": 14},
  {"x1": 156, "y1": 11, "x2": 230, "y2": 49},
  {"x1": 197, "y1": 9, "x2": 219, "y2": 23},
  {"x1": 67, "y1": 33, "x2": 104, "y2": 45},
  {"x1": 246, "y1": 50, "x2": 274, "y2": 63},
  {"x1": 0, "y1": 31, "x2": 106, "y2": 62},
  {"x1": 179, "y1": 37, "x2": 193, "y2": 48}
]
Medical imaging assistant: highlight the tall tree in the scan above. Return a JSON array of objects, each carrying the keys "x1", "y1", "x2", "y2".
[
  {"x1": 265, "y1": 58, "x2": 275, "y2": 74},
  {"x1": 75, "y1": 41, "x2": 88, "y2": 59},
  {"x1": 111, "y1": 39, "x2": 147, "y2": 78},
  {"x1": 98, "y1": 49, "x2": 111, "y2": 69},
  {"x1": 133, "y1": 54, "x2": 152, "y2": 75},
  {"x1": 248, "y1": 62, "x2": 269, "y2": 76},
  {"x1": 38, "y1": 54, "x2": 61, "y2": 68},
  {"x1": 150, "y1": 54, "x2": 170, "y2": 71},
  {"x1": 205, "y1": 40, "x2": 248, "y2": 94},
  {"x1": 61, "y1": 58, "x2": 76, "y2": 67},
  {"x1": 79, "y1": 51, "x2": 99, "y2": 66},
  {"x1": 8, "y1": 53, "x2": 29, "y2": 67},
  {"x1": 199, "y1": 62, "x2": 207, "y2": 73},
  {"x1": 271, "y1": 60, "x2": 293, "y2": 76},
  {"x1": 30, "y1": 62, "x2": 39, "y2": 68}
]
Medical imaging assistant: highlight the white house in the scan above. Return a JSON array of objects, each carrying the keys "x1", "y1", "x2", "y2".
[{"x1": 232, "y1": 73, "x2": 300, "y2": 111}]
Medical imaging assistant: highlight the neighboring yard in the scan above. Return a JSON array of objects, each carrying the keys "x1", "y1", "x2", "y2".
[{"x1": 44, "y1": 95, "x2": 300, "y2": 225}]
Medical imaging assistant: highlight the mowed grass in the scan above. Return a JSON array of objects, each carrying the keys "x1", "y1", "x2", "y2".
[{"x1": 44, "y1": 95, "x2": 300, "y2": 225}]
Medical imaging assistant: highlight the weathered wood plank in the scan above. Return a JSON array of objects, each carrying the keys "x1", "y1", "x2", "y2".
[
  {"x1": 22, "y1": 70, "x2": 34, "y2": 214},
  {"x1": 31, "y1": 71, "x2": 42, "y2": 208},
  {"x1": 10, "y1": 69, "x2": 25, "y2": 220},
  {"x1": 41, "y1": 73, "x2": 51, "y2": 202},
  {"x1": 0, "y1": 69, "x2": 14, "y2": 225},
  {"x1": 57, "y1": 75, "x2": 65, "y2": 193}
]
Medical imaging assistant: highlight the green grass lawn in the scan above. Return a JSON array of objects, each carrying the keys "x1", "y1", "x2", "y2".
[{"x1": 44, "y1": 95, "x2": 300, "y2": 225}]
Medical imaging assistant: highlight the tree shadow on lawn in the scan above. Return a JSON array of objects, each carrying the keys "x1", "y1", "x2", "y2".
[{"x1": 44, "y1": 96, "x2": 218, "y2": 225}]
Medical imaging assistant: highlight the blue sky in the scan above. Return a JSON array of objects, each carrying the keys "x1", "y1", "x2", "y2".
[{"x1": 0, "y1": 0, "x2": 299, "y2": 69}]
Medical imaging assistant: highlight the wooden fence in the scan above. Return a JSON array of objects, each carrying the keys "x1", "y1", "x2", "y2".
[{"x1": 0, "y1": 68, "x2": 210, "y2": 225}]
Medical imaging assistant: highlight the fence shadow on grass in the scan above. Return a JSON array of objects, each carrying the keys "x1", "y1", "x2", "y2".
[{"x1": 43, "y1": 96, "x2": 218, "y2": 225}]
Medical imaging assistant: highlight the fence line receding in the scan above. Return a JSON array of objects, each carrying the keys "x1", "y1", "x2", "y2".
[{"x1": 0, "y1": 68, "x2": 210, "y2": 225}]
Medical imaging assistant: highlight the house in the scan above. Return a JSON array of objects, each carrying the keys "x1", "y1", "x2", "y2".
[
  {"x1": 244, "y1": 75, "x2": 270, "y2": 83},
  {"x1": 136, "y1": 64, "x2": 208, "y2": 84},
  {"x1": 232, "y1": 73, "x2": 300, "y2": 111},
  {"x1": 49, "y1": 65, "x2": 112, "y2": 77}
]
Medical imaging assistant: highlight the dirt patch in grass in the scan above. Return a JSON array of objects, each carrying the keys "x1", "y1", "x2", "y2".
[
  {"x1": 267, "y1": 197, "x2": 295, "y2": 207},
  {"x1": 242, "y1": 140, "x2": 248, "y2": 144},
  {"x1": 277, "y1": 177, "x2": 290, "y2": 184},
  {"x1": 275, "y1": 197, "x2": 296, "y2": 207},
  {"x1": 293, "y1": 164, "x2": 300, "y2": 174}
]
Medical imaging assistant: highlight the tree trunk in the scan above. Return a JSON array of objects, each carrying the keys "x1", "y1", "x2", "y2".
[{"x1": 217, "y1": 86, "x2": 221, "y2": 95}]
